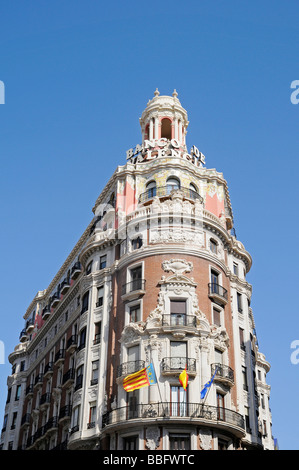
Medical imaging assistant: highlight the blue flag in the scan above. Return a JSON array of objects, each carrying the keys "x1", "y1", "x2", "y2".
[
  {"x1": 200, "y1": 367, "x2": 218, "y2": 400},
  {"x1": 146, "y1": 363, "x2": 157, "y2": 385}
]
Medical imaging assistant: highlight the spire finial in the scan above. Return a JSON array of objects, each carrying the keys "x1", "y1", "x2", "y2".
[
  {"x1": 154, "y1": 88, "x2": 160, "y2": 97},
  {"x1": 172, "y1": 89, "x2": 178, "y2": 98}
]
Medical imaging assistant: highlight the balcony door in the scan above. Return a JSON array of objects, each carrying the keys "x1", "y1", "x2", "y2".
[
  {"x1": 210, "y1": 270, "x2": 219, "y2": 293},
  {"x1": 170, "y1": 386, "x2": 187, "y2": 417},
  {"x1": 170, "y1": 299, "x2": 186, "y2": 326},
  {"x1": 217, "y1": 392, "x2": 225, "y2": 421},
  {"x1": 130, "y1": 266, "x2": 142, "y2": 291},
  {"x1": 127, "y1": 345, "x2": 139, "y2": 420},
  {"x1": 170, "y1": 341, "x2": 187, "y2": 370}
]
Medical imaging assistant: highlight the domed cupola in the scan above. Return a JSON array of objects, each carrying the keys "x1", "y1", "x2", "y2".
[{"x1": 139, "y1": 89, "x2": 189, "y2": 151}]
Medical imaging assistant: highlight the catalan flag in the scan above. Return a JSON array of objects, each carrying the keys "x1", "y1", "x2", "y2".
[
  {"x1": 179, "y1": 367, "x2": 189, "y2": 391},
  {"x1": 123, "y1": 363, "x2": 157, "y2": 392}
]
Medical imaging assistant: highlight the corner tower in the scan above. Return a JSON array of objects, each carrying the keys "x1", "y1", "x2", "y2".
[{"x1": 0, "y1": 91, "x2": 273, "y2": 452}]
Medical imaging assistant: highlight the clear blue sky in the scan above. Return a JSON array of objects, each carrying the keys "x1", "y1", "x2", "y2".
[{"x1": 0, "y1": 0, "x2": 298, "y2": 450}]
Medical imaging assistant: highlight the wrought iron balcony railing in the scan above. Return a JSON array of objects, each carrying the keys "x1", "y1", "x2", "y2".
[
  {"x1": 208, "y1": 283, "x2": 228, "y2": 302},
  {"x1": 121, "y1": 279, "x2": 146, "y2": 296},
  {"x1": 161, "y1": 357, "x2": 196, "y2": 374},
  {"x1": 162, "y1": 314, "x2": 196, "y2": 328},
  {"x1": 211, "y1": 363, "x2": 234, "y2": 383},
  {"x1": 116, "y1": 360, "x2": 145, "y2": 378},
  {"x1": 102, "y1": 402, "x2": 245, "y2": 432}
]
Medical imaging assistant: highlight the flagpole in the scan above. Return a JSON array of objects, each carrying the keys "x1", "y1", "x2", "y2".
[{"x1": 150, "y1": 358, "x2": 166, "y2": 417}]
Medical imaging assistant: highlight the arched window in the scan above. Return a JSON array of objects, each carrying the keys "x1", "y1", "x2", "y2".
[
  {"x1": 146, "y1": 180, "x2": 156, "y2": 198},
  {"x1": 166, "y1": 177, "x2": 180, "y2": 194},
  {"x1": 189, "y1": 183, "x2": 198, "y2": 200},
  {"x1": 161, "y1": 118, "x2": 172, "y2": 140}
]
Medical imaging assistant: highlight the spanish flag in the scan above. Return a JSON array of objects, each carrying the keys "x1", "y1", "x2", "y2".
[
  {"x1": 123, "y1": 363, "x2": 157, "y2": 392},
  {"x1": 179, "y1": 367, "x2": 189, "y2": 391}
]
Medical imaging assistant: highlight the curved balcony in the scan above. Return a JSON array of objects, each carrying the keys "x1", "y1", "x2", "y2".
[
  {"x1": 161, "y1": 357, "x2": 196, "y2": 376},
  {"x1": 211, "y1": 363, "x2": 234, "y2": 386},
  {"x1": 121, "y1": 279, "x2": 146, "y2": 301},
  {"x1": 102, "y1": 402, "x2": 245, "y2": 437},
  {"x1": 26, "y1": 317, "x2": 35, "y2": 334},
  {"x1": 116, "y1": 360, "x2": 145, "y2": 379},
  {"x1": 19, "y1": 328, "x2": 28, "y2": 343},
  {"x1": 50, "y1": 292, "x2": 60, "y2": 309},
  {"x1": 138, "y1": 186, "x2": 204, "y2": 205},
  {"x1": 71, "y1": 262, "x2": 82, "y2": 280},
  {"x1": 62, "y1": 368, "x2": 75, "y2": 387},
  {"x1": 44, "y1": 362, "x2": 54, "y2": 377},
  {"x1": 59, "y1": 405, "x2": 72, "y2": 422},
  {"x1": 66, "y1": 335, "x2": 78, "y2": 352},
  {"x1": 60, "y1": 278, "x2": 71, "y2": 295},
  {"x1": 42, "y1": 305, "x2": 51, "y2": 321},
  {"x1": 162, "y1": 314, "x2": 196, "y2": 328},
  {"x1": 40, "y1": 392, "x2": 51, "y2": 408},
  {"x1": 54, "y1": 349, "x2": 65, "y2": 364},
  {"x1": 208, "y1": 283, "x2": 228, "y2": 305}
]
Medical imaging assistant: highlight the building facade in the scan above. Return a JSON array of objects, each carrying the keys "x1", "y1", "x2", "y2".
[{"x1": 0, "y1": 90, "x2": 274, "y2": 451}]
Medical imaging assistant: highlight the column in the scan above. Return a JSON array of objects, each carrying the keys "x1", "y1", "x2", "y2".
[{"x1": 149, "y1": 118, "x2": 154, "y2": 140}]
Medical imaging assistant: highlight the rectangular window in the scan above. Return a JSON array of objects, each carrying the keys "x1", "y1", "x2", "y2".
[
  {"x1": 215, "y1": 348, "x2": 223, "y2": 365},
  {"x1": 213, "y1": 307, "x2": 221, "y2": 326},
  {"x1": 170, "y1": 341, "x2": 187, "y2": 370},
  {"x1": 209, "y1": 239, "x2": 217, "y2": 254},
  {"x1": 88, "y1": 404, "x2": 96, "y2": 428},
  {"x1": 170, "y1": 300, "x2": 186, "y2": 326},
  {"x1": 15, "y1": 385, "x2": 21, "y2": 401},
  {"x1": 242, "y1": 366, "x2": 248, "y2": 391},
  {"x1": 78, "y1": 327, "x2": 86, "y2": 351},
  {"x1": 210, "y1": 269, "x2": 219, "y2": 294},
  {"x1": 91, "y1": 361, "x2": 99, "y2": 385},
  {"x1": 72, "y1": 405, "x2": 81, "y2": 432},
  {"x1": 170, "y1": 386, "x2": 187, "y2": 417},
  {"x1": 129, "y1": 304, "x2": 140, "y2": 323},
  {"x1": 244, "y1": 406, "x2": 251, "y2": 433},
  {"x1": 169, "y1": 433, "x2": 190, "y2": 450},
  {"x1": 100, "y1": 255, "x2": 107, "y2": 270},
  {"x1": 217, "y1": 392, "x2": 225, "y2": 420},
  {"x1": 130, "y1": 266, "x2": 142, "y2": 290},
  {"x1": 239, "y1": 328, "x2": 245, "y2": 350},
  {"x1": 237, "y1": 292, "x2": 242, "y2": 313},
  {"x1": 81, "y1": 291, "x2": 89, "y2": 314},
  {"x1": 127, "y1": 391, "x2": 138, "y2": 420},
  {"x1": 75, "y1": 366, "x2": 84, "y2": 391},
  {"x1": 123, "y1": 435, "x2": 138, "y2": 450},
  {"x1": 11, "y1": 412, "x2": 17, "y2": 430},
  {"x1": 96, "y1": 286, "x2": 104, "y2": 307},
  {"x1": 233, "y1": 262, "x2": 239, "y2": 275},
  {"x1": 94, "y1": 322, "x2": 101, "y2": 345},
  {"x1": 86, "y1": 261, "x2": 93, "y2": 275}
]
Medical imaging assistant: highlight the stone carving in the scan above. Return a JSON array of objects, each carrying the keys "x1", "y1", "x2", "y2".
[
  {"x1": 162, "y1": 258, "x2": 193, "y2": 275},
  {"x1": 199, "y1": 429, "x2": 212, "y2": 450},
  {"x1": 120, "y1": 322, "x2": 145, "y2": 346},
  {"x1": 146, "y1": 426, "x2": 160, "y2": 450}
]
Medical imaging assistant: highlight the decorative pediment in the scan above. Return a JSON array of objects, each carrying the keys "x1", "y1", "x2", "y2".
[
  {"x1": 159, "y1": 273, "x2": 197, "y2": 289},
  {"x1": 162, "y1": 258, "x2": 193, "y2": 275},
  {"x1": 119, "y1": 322, "x2": 145, "y2": 346},
  {"x1": 210, "y1": 325, "x2": 230, "y2": 349}
]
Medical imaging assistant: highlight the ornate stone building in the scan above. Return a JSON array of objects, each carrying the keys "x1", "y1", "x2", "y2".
[{"x1": 0, "y1": 90, "x2": 274, "y2": 451}]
